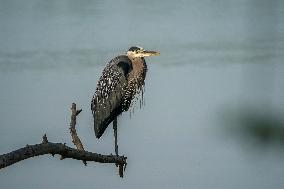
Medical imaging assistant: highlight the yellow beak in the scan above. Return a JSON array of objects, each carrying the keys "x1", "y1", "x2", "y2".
[{"x1": 141, "y1": 50, "x2": 160, "y2": 57}]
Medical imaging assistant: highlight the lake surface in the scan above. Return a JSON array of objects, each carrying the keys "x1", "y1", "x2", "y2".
[{"x1": 0, "y1": 0, "x2": 284, "y2": 188}]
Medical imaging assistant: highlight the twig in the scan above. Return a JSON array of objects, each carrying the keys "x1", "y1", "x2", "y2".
[
  {"x1": 0, "y1": 135, "x2": 127, "y2": 169},
  {"x1": 70, "y1": 103, "x2": 84, "y2": 150},
  {"x1": 69, "y1": 103, "x2": 86, "y2": 165},
  {"x1": 70, "y1": 103, "x2": 84, "y2": 151}
]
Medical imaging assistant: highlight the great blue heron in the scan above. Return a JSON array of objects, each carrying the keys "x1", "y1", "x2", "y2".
[{"x1": 91, "y1": 46, "x2": 159, "y2": 155}]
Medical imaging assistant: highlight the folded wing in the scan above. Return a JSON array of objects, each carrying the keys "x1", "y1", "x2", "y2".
[{"x1": 91, "y1": 55, "x2": 132, "y2": 138}]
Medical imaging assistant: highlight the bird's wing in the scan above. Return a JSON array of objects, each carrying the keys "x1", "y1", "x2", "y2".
[{"x1": 91, "y1": 55, "x2": 132, "y2": 138}]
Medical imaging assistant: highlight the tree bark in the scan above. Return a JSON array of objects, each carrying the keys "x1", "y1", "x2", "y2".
[
  {"x1": 0, "y1": 103, "x2": 127, "y2": 177},
  {"x1": 0, "y1": 138, "x2": 126, "y2": 169},
  {"x1": 70, "y1": 103, "x2": 84, "y2": 151}
]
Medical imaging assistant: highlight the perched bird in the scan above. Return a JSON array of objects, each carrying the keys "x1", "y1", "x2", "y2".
[{"x1": 91, "y1": 46, "x2": 159, "y2": 154}]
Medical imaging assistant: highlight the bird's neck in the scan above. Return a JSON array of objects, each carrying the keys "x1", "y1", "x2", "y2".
[{"x1": 129, "y1": 57, "x2": 145, "y2": 74}]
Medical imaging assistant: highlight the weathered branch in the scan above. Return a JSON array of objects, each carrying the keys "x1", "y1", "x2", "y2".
[
  {"x1": 0, "y1": 135, "x2": 127, "y2": 169},
  {"x1": 0, "y1": 103, "x2": 127, "y2": 177},
  {"x1": 69, "y1": 103, "x2": 86, "y2": 165},
  {"x1": 70, "y1": 103, "x2": 84, "y2": 151}
]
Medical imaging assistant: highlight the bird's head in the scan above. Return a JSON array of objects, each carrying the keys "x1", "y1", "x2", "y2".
[{"x1": 127, "y1": 46, "x2": 160, "y2": 58}]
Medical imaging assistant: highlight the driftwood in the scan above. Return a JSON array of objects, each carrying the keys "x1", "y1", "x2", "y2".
[{"x1": 0, "y1": 103, "x2": 127, "y2": 177}]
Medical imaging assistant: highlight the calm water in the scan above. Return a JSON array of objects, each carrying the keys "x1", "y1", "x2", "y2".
[{"x1": 0, "y1": 0, "x2": 284, "y2": 188}]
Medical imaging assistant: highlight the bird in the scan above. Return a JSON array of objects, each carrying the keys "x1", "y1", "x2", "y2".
[{"x1": 91, "y1": 46, "x2": 159, "y2": 155}]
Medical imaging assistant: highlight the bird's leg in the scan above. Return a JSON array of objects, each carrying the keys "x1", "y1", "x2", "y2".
[
  {"x1": 113, "y1": 116, "x2": 118, "y2": 156},
  {"x1": 114, "y1": 118, "x2": 124, "y2": 177},
  {"x1": 113, "y1": 117, "x2": 120, "y2": 171}
]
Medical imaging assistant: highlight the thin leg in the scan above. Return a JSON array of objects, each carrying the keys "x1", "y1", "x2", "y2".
[
  {"x1": 113, "y1": 116, "x2": 123, "y2": 177},
  {"x1": 113, "y1": 116, "x2": 118, "y2": 156}
]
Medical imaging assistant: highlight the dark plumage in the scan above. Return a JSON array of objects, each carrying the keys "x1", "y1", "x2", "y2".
[{"x1": 91, "y1": 46, "x2": 159, "y2": 139}]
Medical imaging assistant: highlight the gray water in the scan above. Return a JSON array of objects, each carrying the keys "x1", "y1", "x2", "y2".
[{"x1": 1, "y1": 0, "x2": 284, "y2": 188}]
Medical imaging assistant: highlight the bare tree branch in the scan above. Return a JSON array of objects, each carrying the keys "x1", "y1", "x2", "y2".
[
  {"x1": 0, "y1": 135, "x2": 127, "y2": 169},
  {"x1": 0, "y1": 103, "x2": 127, "y2": 177},
  {"x1": 69, "y1": 103, "x2": 86, "y2": 165},
  {"x1": 70, "y1": 103, "x2": 84, "y2": 151}
]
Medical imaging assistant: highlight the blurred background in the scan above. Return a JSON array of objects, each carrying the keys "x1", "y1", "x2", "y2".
[{"x1": 0, "y1": 0, "x2": 284, "y2": 188}]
